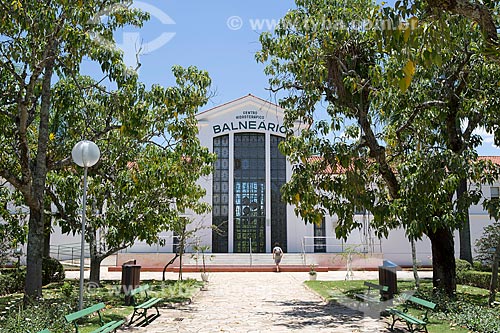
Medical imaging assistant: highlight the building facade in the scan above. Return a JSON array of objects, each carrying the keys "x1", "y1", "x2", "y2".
[
  {"x1": 45, "y1": 95, "x2": 500, "y2": 266},
  {"x1": 194, "y1": 94, "x2": 308, "y2": 254}
]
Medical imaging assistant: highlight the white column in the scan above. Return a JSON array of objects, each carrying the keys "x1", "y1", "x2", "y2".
[
  {"x1": 265, "y1": 132, "x2": 271, "y2": 253},
  {"x1": 228, "y1": 133, "x2": 234, "y2": 253}
]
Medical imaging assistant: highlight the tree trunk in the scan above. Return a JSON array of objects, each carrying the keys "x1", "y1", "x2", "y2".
[
  {"x1": 427, "y1": 227, "x2": 457, "y2": 297},
  {"x1": 162, "y1": 253, "x2": 179, "y2": 281},
  {"x1": 24, "y1": 57, "x2": 54, "y2": 302},
  {"x1": 88, "y1": 229, "x2": 101, "y2": 285},
  {"x1": 25, "y1": 206, "x2": 44, "y2": 301},
  {"x1": 178, "y1": 235, "x2": 185, "y2": 281},
  {"x1": 411, "y1": 239, "x2": 420, "y2": 289},
  {"x1": 90, "y1": 255, "x2": 103, "y2": 286},
  {"x1": 43, "y1": 200, "x2": 52, "y2": 258},
  {"x1": 457, "y1": 177, "x2": 473, "y2": 264},
  {"x1": 488, "y1": 237, "x2": 500, "y2": 305}
]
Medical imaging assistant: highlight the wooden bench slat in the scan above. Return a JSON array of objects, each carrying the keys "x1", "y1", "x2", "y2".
[
  {"x1": 389, "y1": 295, "x2": 436, "y2": 333},
  {"x1": 128, "y1": 284, "x2": 162, "y2": 326},
  {"x1": 65, "y1": 302, "x2": 106, "y2": 322},
  {"x1": 65, "y1": 303, "x2": 124, "y2": 333},
  {"x1": 136, "y1": 297, "x2": 162, "y2": 309},
  {"x1": 91, "y1": 319, "x2": 125, "y2": 333},
  {"x1": 354, "y1": 281, "x2": 388, "y2": 304},
  {"x1": 389, "y1": 309, "x2": 425, "y2": 325},
  {"x1": 129, "y1": 284, "x2": 149, "y2": 296},
  {"x1": 408, "y1": 296, "x2": 436, "y2": 310}
]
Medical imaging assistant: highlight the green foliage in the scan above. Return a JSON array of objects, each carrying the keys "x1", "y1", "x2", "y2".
[
  {"x1": 308, "y1": 279, "x2": 500, "y2": 333},
  {"x1": 257, "y1": 0, "x2": 500, "y2": 297},
  {"x1": 0, "y1": 188, "x2": 27, "y2": 261},
  {"x1": 455, "y1": 258, "x2": 472, "y2": 281},
  {"x1": 446, "y1": 303, "x2": 500, "y2": 333},
  {"x1": 0, "y1": 268, "x2": 25, "y2": 296},
  {"x1": 475, "y1": 220, "x2": 500, "y2": 266},
  {"x1": 41, "y1": 257, "x2": 65, "y2": 286},
  {"x1": 257, "y1": 0, "x2": 500, "y2": 241},
  {"x1": 0, "y1": 0, "x2": 154, "y2": 298},
  {"x1": 0, "y1": 0, "x2": 215, "y2": 293},
  {"x1": 460, "y1": 271, "x2": 494, "y2": 289},
  {"x1": 60, "y1": 281, "x2": 74, "y2": 299},
  {"x1": 0, "y1": 300, "x2": 73, "y2": 333},
  {"x1": 473, "y1": 261, "x2": 491, "y2": 272}
]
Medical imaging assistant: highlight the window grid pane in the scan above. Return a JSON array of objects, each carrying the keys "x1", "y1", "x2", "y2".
[
  {"x1": 271, "y1": 135, "x2": 287, "y2": 252},
  {"x1": 212, "y1": 135, "x2": 229, "y2": 253}
]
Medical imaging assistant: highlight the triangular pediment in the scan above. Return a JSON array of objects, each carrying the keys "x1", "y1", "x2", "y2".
[{"x1": 197, "y1": 94, "x2": 285, "y2": 122}]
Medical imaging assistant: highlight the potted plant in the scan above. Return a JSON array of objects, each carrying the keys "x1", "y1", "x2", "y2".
[
  {"x1": 309, "y1": 264, "x2": 317, "y2": 281},
  {"x1": 192, "y1": 244, "x2": 211, "y2": 282}
]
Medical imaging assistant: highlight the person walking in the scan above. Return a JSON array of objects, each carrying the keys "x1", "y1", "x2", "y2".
[{"x1": 272, "y1": 242, "x2": 283, "y2": 272}]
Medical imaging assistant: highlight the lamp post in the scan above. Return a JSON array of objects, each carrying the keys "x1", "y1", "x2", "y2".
[{"x1": 72, "y1": 140, "x2": 100, "y2": 310}]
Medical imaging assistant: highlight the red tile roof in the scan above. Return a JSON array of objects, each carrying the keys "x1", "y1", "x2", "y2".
[
  {"x1": 307, "y1": 156, "x2": 500, "y2": 174},
  {"x1": 479, "y1": 156, "x2": 500, "y2": 165}
]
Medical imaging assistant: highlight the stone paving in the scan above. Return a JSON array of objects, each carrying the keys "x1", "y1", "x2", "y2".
[
  {"x1": 112, "y1": 271, "x2": 422, "y2": 333},
  {"x1": 67, "y1": 269, "x2": 431, "y2": 332}
]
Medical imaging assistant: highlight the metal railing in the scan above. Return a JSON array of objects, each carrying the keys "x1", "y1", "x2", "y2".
[
  {"x1": 301, "y1": 236, "x2": 382, "y2": 266},
  {"x1": 301, "y1": 236, "x2": 381, "y2": 254},
  {"x1": 49, "y1": 243, "x2": 90, "y2": 264},
  {"x1": 118, "y1": 235, "x2": 180, "y2": 253}
]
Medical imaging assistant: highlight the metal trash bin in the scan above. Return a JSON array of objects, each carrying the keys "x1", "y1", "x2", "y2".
[
  {"x1": 121, "y1": 259, "x2": 141, "y2": 305},
  {"x1": 379, "y1": 260, "x2": 398, "y2": 300}
]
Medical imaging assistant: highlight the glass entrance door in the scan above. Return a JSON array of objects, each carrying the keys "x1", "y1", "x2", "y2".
[
  {"x1": 233, "y1": 133, "x2": 266, "y2": 253},
  {"x1": 234, "y1": 181, "x2": 266, "y2": 253}
]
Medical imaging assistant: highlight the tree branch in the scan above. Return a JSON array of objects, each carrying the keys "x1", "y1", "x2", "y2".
[
  {"x1": 427, "y1": 0, "x2": 499, "y2": 58},
  {"x1": 396, "y1": 100, "x2": 447, "y2": 136},
  {"x1": 45, "y1": 186, "x2": 74, "y2": 223},
  {"x1": 0, "y1": 168, "x2": 31, "y2": 200}
]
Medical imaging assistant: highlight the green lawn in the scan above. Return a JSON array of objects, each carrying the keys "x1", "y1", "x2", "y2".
[
  {"x1": 0, "y1": 279, "x2": 203, "y2": 333},
  {"x1": 305, "y1": 279, "x2": 498, "y2": 333}
]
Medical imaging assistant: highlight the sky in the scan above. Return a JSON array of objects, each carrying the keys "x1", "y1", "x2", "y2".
[{"x1": 87, "y1": 0, "x2": 500, "y2": 156}]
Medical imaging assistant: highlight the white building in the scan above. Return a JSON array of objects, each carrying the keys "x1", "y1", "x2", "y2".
[{"x1": 47, "y1": 94, "x2": 500, "y2": 267}]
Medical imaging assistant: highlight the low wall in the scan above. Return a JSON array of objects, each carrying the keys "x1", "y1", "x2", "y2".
[
  {"x1": 304, "y1": 253, "x2": 384, "y2": 270},
  {"x1": 116, "y1": 252, "x2": 385, "y2": 270},
  {"x1": 116, "y1": 253, "x2": 180, "y2": 268}
]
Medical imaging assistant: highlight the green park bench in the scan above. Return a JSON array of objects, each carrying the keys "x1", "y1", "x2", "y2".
[
  {"x1": 64, "y1": 302, "x2": 124, "y2": 333},
  {"x1": 388, "y1": 295, "x2": 436, "y2": 333},
  {"x1": 127, "y1": 284, "x2": 163, "y2": 326},
  {"x1": 36, "y1": 330, "x2": 51, "y2": 333},
  {"x1": 354, "y1": 281, "x2": 389, "y2": 304}
]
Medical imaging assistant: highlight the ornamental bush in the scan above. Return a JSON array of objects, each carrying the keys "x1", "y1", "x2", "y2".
[
  {"x1": 460, "y1": 270, "x2": 494, "y2": 289},
  {"x1": 42, "y1": 257, "x2": 65, "y2": 285},
  {"x1": 0, "y1": 268, "x2": 25, "y2": 296},
  {"x1": 475, "y1": 221, "x2": 500, "y2": 266},
  {"x1": 455, "y1": 258, "x2": 472, "y2": 282}
]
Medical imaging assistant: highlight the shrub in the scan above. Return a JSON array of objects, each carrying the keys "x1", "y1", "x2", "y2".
[
  {"x1": 475, "y1": 221, "x2": 500, "y2": 266},
  {"x1": 0, "y1": 300, "x2": 73, "y2": 333},
  {"x1": 455, "y1": 258, "x2": 472, "y2": 283},
  {"x1": 42, "y1": 257, "x2": 65, "y2": 285},
  {"x1": 473, "y1": 260, "x2": 491, "y2": 272},
  {"x1": 460, "y1": 270, "x2": 493, "y2": 289},
  {"x1": 0, "y1": 268, "x2": 25, "y2": 295},
  {"x1": 60, "y1": 281, "x2": 74, "y2": 299}
]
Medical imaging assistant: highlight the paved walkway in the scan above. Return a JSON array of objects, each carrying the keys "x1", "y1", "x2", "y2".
[
  {"x1": 67, "y1": 269, "x2": 431, "y2": 332},
  {"x1": 111, "y1": 272, "x2": 424, "y2": 333}
]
